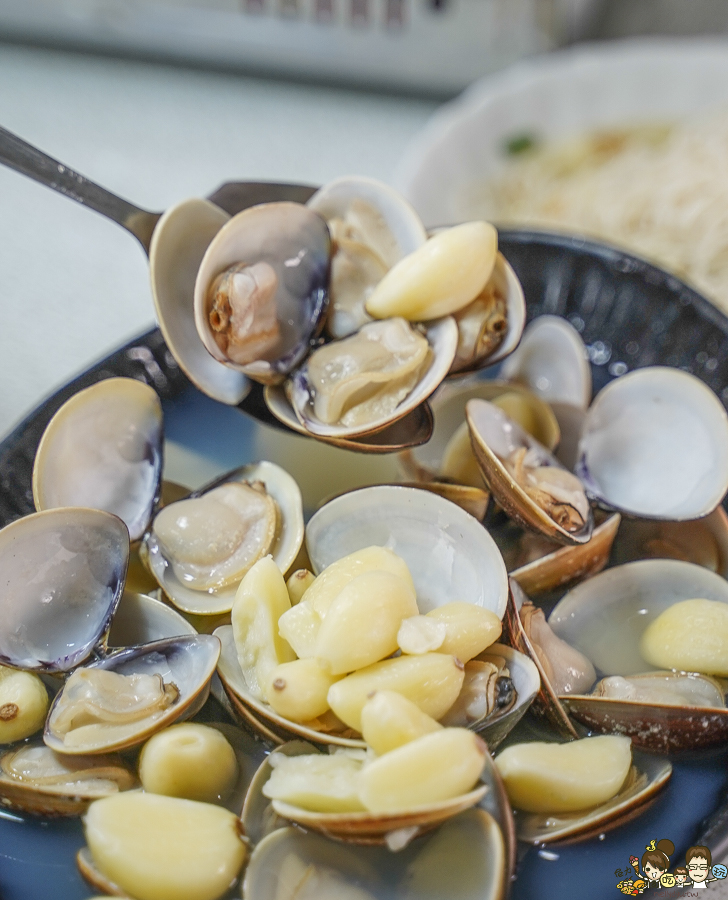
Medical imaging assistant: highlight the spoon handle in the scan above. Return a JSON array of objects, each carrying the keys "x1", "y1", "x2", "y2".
[{"x1": 0, "y1": 125, "x2": 160, "y2": 254}]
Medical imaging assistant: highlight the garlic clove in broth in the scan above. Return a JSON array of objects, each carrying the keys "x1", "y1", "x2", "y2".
[
  {"x1": 494, "y1": 735, "x2": 632, "y2": 814},
  {"x1": 359, "y1": 690, "x2": 442, "y2": 755},
  {"x1": 425, "y1": 601, "x2": 503, "y2": 663},
  {"x1": 83, "y1": 792, "x2": 247, "y2": 900},
  {"x1": 640, "y1": 597, "x2": 728, "y2": 675},
  {"x1": 0, "y1": 667, "x2": 49, "y2": 743},
  {"x1": 365, "y1": 222, "x2": 497, "y2": 321},
  {"x1": 262, "y1": 749, "x2": 366, "y2": 813},
  {"x1": 264, "y1": 658, "x2": 342, "y2": 723}
]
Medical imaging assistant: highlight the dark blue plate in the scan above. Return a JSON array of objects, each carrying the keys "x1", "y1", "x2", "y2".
[{"x1": 2, "y1": 231, "x2": 728, "y2": 900}]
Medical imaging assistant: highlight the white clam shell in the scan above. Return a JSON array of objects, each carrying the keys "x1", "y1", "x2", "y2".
[
  {"x1": 33, "y1": 378, "x2": 163, "y2": 543},
  {"x1": 44, "y1": 634, "x2": 220, "y2": 755},
  {"x1": 577, "y1": 367, "x2": 728, "y2": 520},
  {"x1": 285, "y1": 316, "x2": 458, "y2": 440},
  {"x1": 141, "y1": 461, "x2": 304, "y2": 616},
  {"x1": 306, "y1": 485, "x2": 508, "y2": 618},
  {"x1": 0, "y1": 508, "x2": 128, "y2": 673},
  {"x1": 106, "y1": 591, "x2": 197, "y2": 647},
  {"x1": 500, "y1": 314, "x2": 591, "y2": 409},
  {"x1": 307, "y1": 175, "x2": 427, "y2": 261},
  {"x1": 549, "y1": 559, "x2": 728, "y2": 677},
  {"x1": 150, "y1": 198, "x2": 249, "y2": 405}
]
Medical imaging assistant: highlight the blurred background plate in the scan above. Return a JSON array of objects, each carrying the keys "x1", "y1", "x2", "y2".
[{"x1": 397, "y1": 38, "x2": 728, "y2": 226}]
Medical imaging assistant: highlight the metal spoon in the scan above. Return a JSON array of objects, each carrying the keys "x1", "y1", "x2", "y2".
[{"x1": 0, "y1": 125, "x2": 432, "y2": 451}]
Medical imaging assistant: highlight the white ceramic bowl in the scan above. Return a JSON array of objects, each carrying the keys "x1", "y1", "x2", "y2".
[{"x1": 397, "y1": 38, "x2": 728, "y2": 228}]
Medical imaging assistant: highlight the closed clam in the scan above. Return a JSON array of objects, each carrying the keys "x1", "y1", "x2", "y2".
[
  {"x1": 32, "y1": 377, "x2": 163, "y2": 542},
  {"x1": 141, "y1": 461, "x2": 304, "y2": 616},
  {"x1": 193, "y1": 201, "x2": 330, "y2": 385}
]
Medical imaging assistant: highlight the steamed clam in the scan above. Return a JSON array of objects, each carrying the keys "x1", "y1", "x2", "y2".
[
  {"x1": 141, "y1": 461, "x2": 304, "y2": 616},
  {"x1": 32, "y1": 377, "x2": 163, "y2": 542},
  {"x1": 194, "y1": 201, "x2": 330, "y2": 385},
  {"x1": 466, "y1": 399, "x2": 593, "y2": 545},
  {"x1": 306, "y1": 175, "x2": 428, "y2": 340},
  {"x1": 44, "y1": 634, "x2": 220, "y2": 755}
]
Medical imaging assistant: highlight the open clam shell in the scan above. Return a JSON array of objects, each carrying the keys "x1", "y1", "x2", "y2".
[
  {"x1": 193, "y1": 201, "x2": 330, "y2": 385},
  {"x1": 140, "y1": 461, "x2": 304, "y2": 616},
  {"x1": 610, "y1": 507, "x2": 728, "y2": 577},
  {"x1": 399, "y1": 379, "x2": 560, "y2": 489},
  {"x1": 500, "y1": 315, "x2": 591, "y2": 410},
  {"x1": 32, "y1": 378, "x2": 163, "y2": 543},
  {"x1": 509, "y1": 512, "x2": 621, "y2": 597},
  {"x1": 549, "y1": 559, "x2": 728, "y2": 752},
  {"x1": 448, "y1": 253, "x2": 526, "y2": 376},
  {"x1": 243, "y1": 811, "x2": 508, "y2": 900},
  {"x1": 504, "y1": 581, "x2": 579, "y2": 740},
  {"x1": 106, "y1": 591, "x2": 196, "y2": 648},
  {"x1": 284, "y1": 316, "x2": 458, "y2": 440},
  {"x1": 462, "y1": 644, "x2": 540, "y2": 750},
  {"x1": 0, "y1": 743, "x2": 137, "y2": 818},
  {"x1": 307, "y1": 176, "x2": 427, "y2": 341},
  {"x1": 149, "y1": 197, "x2": 249, "y2": 405},
  {"x1": 263, "y1": 387, "x2": 434, "y2": 453},
  {"x1": 467, "y1": 399, "x2": 593, "y2": 546},
  {"x1": 577, "y1": 366, "x2": 728, "y2": 520},
  {"x1": 0, "y1": 508, "x2": 128, "y2": 673},
  {"x1": 306, "y1": 484, "x2": 509, "y2": 618},
  {"x1": 245, "y1": 740, "x2": 488, "y2": 847},
  {"x1": 215, "y1": 623, "x2": 365, "y2": 749},
  {"x1": 44, "y1": 634, "x2": 220, "y2": 755},
  {"x1": 514, "y1": 749, "x2": 672, "y2": 845}
]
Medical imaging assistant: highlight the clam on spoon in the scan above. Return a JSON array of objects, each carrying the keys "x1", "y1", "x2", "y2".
[{"x1": 0, "y1": 125, "x2": 429, "y2": 452}]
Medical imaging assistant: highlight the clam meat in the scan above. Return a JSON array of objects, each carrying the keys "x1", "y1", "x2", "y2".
[
  {"x1": 518, "y1": 601, "x2": 596, "y2": 696},
  {"x1": 592, "y1": 672, "x2": 725, "y2": 708},
  {"x1": 505, "y1": 446, "x2": 589, "y2": 534},
  {"x1": 449, "y1": 253, "x2": 510, "y2": 375},
  {"x1": 439, "y1": 657, "x2": 516, "y2": 728},
  {"x1": 49, "y1": 668, "x2": 179, "y2": 748},
  {"x1": 288, "y1": 317, "x2": 433, "y2": 432}
]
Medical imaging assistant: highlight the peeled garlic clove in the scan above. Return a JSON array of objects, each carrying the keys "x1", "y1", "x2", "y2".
[
  {"x1": 365, "y1": 222, "x2": 497, "y2": 322},
  {"x1": 83, "y1": 792, "x2": 247, "y2": 900},
  {"x1": 286, "y1": 569, "x2": 316, "y2": 606},
  {"x1": 494, "y1": 735, "x2": 632, "y2": 814},
  {"x1": 303, "y1": 546, "x2": 415, "y2": 619},
  {"x1": 231, "y1": 556, "x2": 295, "y2": 700},
  {"x1": 640, "y1": 598, "x2": 728, "y2": 675},
  {"x1": 315, "y1": 570, "x2": 418, "y2": 674},
  {"x1": 277, "y1": 600, "x2": 320, "y2": 660},
  {"x1": 398, "y1": 616, "x2": 447, "y2": 655},
  {"x1": 0, "y1": 666, "x2": 49, "y2": 744},
  {"x1": 426, "y1": 602, "x2": 502, "y2": 663},
  {"x1": 358, "y1": 728, "x2": 486, "y2": 813},
  {"x1": 360, "y1": 690, "x2": 442, "y2": 755},
  {"x1": 265, "y1": 658, "x2": 342, "y2": 722},
  {"x1": 138, "y1": 723, "x2": 238, "y2": 803},
  {"x1": 262, "y1": 751, "x2": 366, "y2": 813},
  {"x1": 327, "y1": 653, "x2": 465, "y2": 732}
]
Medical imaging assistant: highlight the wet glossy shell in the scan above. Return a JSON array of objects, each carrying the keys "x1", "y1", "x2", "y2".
[
  {"x1": 45, "y1": 634, "x2": 220, "y2": 755},
  {"x1": 141, "y1": 462, "x2": 304, "y2": 616},
  {"x1": 106, "y1": 591, "x2": 197, "y2": 648},
  {"x1": 577, "y1": 367, "x2": 728, "y2": 520},
  {"x1": 501, "y1": 314, "x2": 591, "y2": 409},
  {"x1": 150, "y1": 197, "x2": 249, "y2": 405},
  {"x1": 194, "y1": 202, "x2": 330, "y2": 384},
  {"x1": 514, "y1": 750, "x2": 671, "y2": 844},
  {"x1": 467, "y1": 399, "x2": 593, "y2": 546},
  {"x1": 306, "y1": 485, "x2": 508, "y2": 618},
  {"x1": 0, "y1": 508, "x2": 128, "y2": 673},
  {"x1": 33, "y1": 378, "x2": 163, "y2": 543}
]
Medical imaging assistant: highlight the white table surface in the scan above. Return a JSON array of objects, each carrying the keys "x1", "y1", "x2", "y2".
[{"x1": 0, "y1": 42, "x2": 437, "y2": 441}]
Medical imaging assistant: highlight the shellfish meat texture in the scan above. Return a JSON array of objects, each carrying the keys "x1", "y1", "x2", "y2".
[
  {"x1": 290, "y1": 317, "x2": 432, "y2": 430},
  {"x1": 593, "y1": 672, "x2": 725, "y2": 708}
]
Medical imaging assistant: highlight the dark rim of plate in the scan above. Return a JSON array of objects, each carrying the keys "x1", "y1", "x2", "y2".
[{"x1": 2, "y1": 228, "x2": 728, "y2": 529}]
